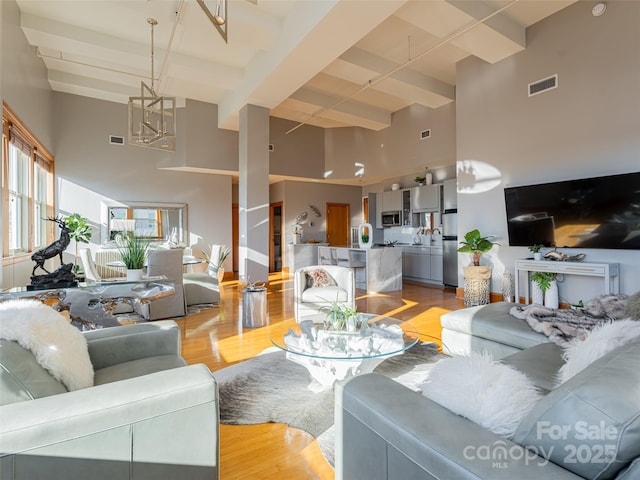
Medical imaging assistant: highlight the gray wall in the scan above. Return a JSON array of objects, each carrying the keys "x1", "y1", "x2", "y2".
[
  {"x1": 278, "y1": 180, "x2": 364, "y2": 270},
  {"x1": 325, "y1": 102, "x2": 456, "y2": 181},
  {"x1": 53, "y1": 92, "x2": 233, "y2": 268},
  {"x1": 1, "y1": 0, "x2": 56, "y2": 288},
  {"x1": 456, "y1": 0, "x2": 640, "y2": 301}
]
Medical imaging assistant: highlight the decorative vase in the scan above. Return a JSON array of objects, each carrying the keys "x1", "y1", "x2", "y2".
[
  {"x1": 544, "y1": 280, "x2": 559, "y2": 309},
  {"x1": 533, "y1": 252, "x2": 542, "y2": 261},
  {"x1": 501, "y1": 272, "x2": 514, "y2": 303},
  {"x1": 531, "y1": 281, "x2": 544, "y2": 305},
  {"x1": 425, "y1": 172, "x2": 433, "y2": 185},
  {"x1": 126, "y1": 269, "x2": 143, "y2": 281},
  {"x1": 293, "y1": 233, "x2": 302, "y2": 244},
  {"x1": 358, "y1": 223, "x2": 373, "y2": 249}
]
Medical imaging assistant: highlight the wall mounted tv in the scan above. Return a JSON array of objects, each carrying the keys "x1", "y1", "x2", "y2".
[{"x1": 504, "y1": 172, "x2": 640, "y2": 250}]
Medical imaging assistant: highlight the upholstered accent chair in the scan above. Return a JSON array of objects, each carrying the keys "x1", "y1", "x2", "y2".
[
  {"x1": 183, "y1": 245, "x2": 222, "y2": 306},
  {"x1": 0, "y1": 318, "x2": 219, "y2": 480},
  {"x1": 143, "y1": 248, "x2": 187, "y2": 320},
  {"x1": 293, "y1": 265, "x2": 355, "y2": 322}
]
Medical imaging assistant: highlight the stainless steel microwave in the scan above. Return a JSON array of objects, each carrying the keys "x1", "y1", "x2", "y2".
[{"x1": 381, "y1": 211, "x2": 401, "y2": 227}]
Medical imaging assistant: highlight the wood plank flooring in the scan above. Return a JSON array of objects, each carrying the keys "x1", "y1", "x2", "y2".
[{"x1": 174, "y1": 273, "x2": 464, "y2": 480}]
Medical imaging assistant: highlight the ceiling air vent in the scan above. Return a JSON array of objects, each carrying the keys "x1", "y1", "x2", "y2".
[
  {"x1": 420, "y1": 129, "x2": 431, "y2": 140},
  {"x1": 109, "y1": 135, "x2": 125, "y2": 145},
  {"x1": 268, "y1": 144, "x2": 274, "y2": 152},
  {"x1": 528, "y1": 74, "x2": 558, "y2": 97}
]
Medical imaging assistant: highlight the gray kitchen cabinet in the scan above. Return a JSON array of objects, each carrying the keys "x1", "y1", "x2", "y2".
[
  {"x1": 382, "y1": 190, "x2": 402, "y2": 212},
  {"x1": 402, "y1": 246, "x2": 430, "y2": 281},
  {"x1": 443, "y1": 178, "x2": 457, "y2": 210},
  {"x1": 430, "y1": 247, "x2": 443, "y2": 283},
  {"x1": 375, "y1": 192, "x2": 383, "y2": 228},
  {"x1": 411, "y1": 184, "x2": 441, "y2": 212}
]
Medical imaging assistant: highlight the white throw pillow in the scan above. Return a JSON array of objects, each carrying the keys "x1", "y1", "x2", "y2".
[
  {"x1": 420, "y1": 353, "x2": 542, "y2": 438},
  {"x1": 0, "y1": 299, "x2": 94, "y2": 390},
  {"x1": 557, "y1": 318, "x2": 640, "y2": 385}
]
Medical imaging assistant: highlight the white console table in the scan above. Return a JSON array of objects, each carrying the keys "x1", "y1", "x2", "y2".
[{"x1": 515, "y1": 259, "x2": 620, "y2": 305}]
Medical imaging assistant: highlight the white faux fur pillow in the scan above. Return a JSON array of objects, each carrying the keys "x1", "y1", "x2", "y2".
[
  {"x1": 0, "y1": 299, "x2": 94, "y2": 390},
  {"x1": 557, "y1": 318, "x2": 640, "y2": 385},
  {"x1": 420, "y1": 353, "x2": 542, "y2": 438}
]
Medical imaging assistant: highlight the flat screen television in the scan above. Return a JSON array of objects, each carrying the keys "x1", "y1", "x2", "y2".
[{"x1": 504, "y1": 172, "x2": 640, "y2": 250}]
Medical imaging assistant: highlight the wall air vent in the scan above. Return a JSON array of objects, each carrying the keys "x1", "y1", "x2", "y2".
[
  {"x1": 268, "y1": 144, "x2": 274, "y2": 152},
  {"x1": 420, "y1": 129, "x2": 431, "y2": 140},
  {"x1": 109, "y1": 135, "x2": 125, "y2": 145},
  {"x1": 528, "y1": 74, "x2": 558, "y2": 97}
]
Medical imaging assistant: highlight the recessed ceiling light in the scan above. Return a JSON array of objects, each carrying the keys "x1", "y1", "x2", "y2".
[{"x1": 592, "y1": 2, "x2": 607, "y2": 17}]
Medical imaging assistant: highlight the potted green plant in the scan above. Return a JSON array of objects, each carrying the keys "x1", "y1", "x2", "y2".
[
  {"x1": 64, "y1": 213, "x2": 92, "y2": 274},
  {"x1": 116, "y1": 233, "x2": 150, "y2": 280},
  {"x1": 321, "y1": 301, "x2": 363, "y2": 332},
  {"x1": 202, "y1": 244, "x2": 231, "y2": 282},
  {"x1": 457, "y1": 229, "x2": 499, "y2": 267},
  {"x1": 530, "y1": 271, "x2": 559, "y2": 308},
  {"x1": 415, "y1": 176, "x2": 426, "y2": 186},
  {"x1": 528, "y1": 243, "x2": 545, "y2": 260}
]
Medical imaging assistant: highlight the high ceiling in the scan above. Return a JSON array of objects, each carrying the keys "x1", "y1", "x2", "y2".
[{"x1": 15, "y1": 0, "x2": 576, "y2": 132}]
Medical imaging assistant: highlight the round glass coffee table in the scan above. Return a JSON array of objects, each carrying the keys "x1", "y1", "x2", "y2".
[{"x1": 270, "y1": 313, "x2": 419, "y2": 387}]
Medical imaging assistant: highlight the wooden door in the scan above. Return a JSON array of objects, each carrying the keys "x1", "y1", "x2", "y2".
[
  {"x1": 232, "y1": 203, "x2": 239, "y2": 274},
  {"x1": 326, "y1": 203, "x2": 350, "y2": 247},
  {"x1": 363, "y1": 196, "x2": 369, "y2": 223},
  {"x1": 269, "y1": 202, "x2": 283, "y2": 272}
]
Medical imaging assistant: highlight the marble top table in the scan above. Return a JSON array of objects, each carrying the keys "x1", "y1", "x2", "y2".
[{"x1": 1, "y1": 279, "x2": 175, "y2": 330}]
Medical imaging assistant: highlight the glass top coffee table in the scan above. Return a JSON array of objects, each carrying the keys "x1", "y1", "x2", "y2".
[{"x1": 270, "y1": 313, "x2": 420, "y2": 387}]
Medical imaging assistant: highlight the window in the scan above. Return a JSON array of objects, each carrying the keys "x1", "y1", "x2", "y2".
[{"x1": 2, "y1": 102, "x2": 55, "y2": 263}]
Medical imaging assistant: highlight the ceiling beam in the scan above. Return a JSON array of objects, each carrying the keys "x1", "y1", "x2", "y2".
[{"x1": 217, "y1": 0, "x2": 407, "y2": 130}]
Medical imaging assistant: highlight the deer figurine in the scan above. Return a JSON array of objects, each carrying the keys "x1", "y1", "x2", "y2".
[{"x1": 31, "y1": 217, "x2": 71, "y2": 276}]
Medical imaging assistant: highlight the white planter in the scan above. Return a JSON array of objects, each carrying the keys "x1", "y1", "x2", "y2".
[
  {"x1": 544, "y1": 280, "x2": 559, "y2": 309},
  {"x1": 126, "y1": 269, "x2": 143, "y2": 281},
  {"x1": 531, "y1": 281, "x2": 544, "y2": 305},
  {"x1": 533, "y1": 252, "x2": 542, "y2": 261}
]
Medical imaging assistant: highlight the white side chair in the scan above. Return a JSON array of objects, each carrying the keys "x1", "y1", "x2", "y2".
[
  {"x1": 183, "y1": 245, "x2": 222, "y2": 306},
  {"x1": 79, "y1": 248, "x2": 101, "y2": 283},
  {"x1": 143, "y1": 249, "x2": 187, "y2": 320},
  {"x1": 294, "y1": 265, "x2": 355, "y2": 322}
]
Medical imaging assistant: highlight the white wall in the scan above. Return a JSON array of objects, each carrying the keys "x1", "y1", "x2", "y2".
[{"x1": 456, "y1": 1, "x2": 640, "y2": 302}]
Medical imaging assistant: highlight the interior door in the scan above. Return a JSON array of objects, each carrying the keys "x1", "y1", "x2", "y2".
[
  {"x1": 326, "y1": 203, "x2": 350, "y2": 247},
  {"x1": 269, "y1": 202, "x2": 283, "y2": 272}
]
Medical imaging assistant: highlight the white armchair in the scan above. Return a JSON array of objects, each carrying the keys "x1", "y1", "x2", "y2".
[
  {"x1": 293, "y1": 265, "x2": 355, "y2": 322},
  {"x1": 183, "y1": 245, "x2": 222, "y2": 306}
]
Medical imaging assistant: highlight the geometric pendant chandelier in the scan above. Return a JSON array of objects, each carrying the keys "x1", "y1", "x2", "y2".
[{"x1": 128, "y1": 18, "x2": 176, "y2": 151}]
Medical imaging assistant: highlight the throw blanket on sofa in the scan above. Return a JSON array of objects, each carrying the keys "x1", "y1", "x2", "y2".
[{"x1": 510, "y1": 294, "x2": 629, "y2": 346}]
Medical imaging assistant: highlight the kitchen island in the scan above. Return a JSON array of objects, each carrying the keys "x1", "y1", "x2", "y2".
[{"x1": 330, "y1": 246, "x2": 402, "y2": 293}]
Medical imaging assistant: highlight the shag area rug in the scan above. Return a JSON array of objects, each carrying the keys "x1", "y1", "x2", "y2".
[{"x1": 213, "y1": 342, "x2": 445, "y2": 466}]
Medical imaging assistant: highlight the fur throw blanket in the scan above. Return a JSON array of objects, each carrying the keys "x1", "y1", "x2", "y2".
[
  {"x1": 0, "y1": 299, "x2": 94, "y2": 390},
  {"x1": 510, "y1": 294, "x2": 631, "y2": 346}
]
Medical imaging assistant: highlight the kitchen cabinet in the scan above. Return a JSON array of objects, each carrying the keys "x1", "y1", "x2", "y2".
[
  {"x1": 382, "y1": 190, "x2": 402, "y2": 213},
  {"x1": 430, "y1": 246, "x2": 443, "y2": 283},
  {"x1": 402, "y1": 246, "x2": 430, "y2": 280},
  {"x1": 375, "y1": 193, "x2": 383, "y2": 228},
  {"x1": 401, "y1": 243, "x2": 443, "y2": 285},
  {"x1": 411, "y1": 184, "x2": 441, "y2": 212},
  {"x1": 443, "y1": 178, "x2": 457, "y2": 210}
]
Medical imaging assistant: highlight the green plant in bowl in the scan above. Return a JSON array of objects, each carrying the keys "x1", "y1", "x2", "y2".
[{"x1": 116, "y1": 233, "x2": 151, "y2": 269}]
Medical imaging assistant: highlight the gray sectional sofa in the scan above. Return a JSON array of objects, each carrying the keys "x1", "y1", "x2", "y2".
[
  {"x1": 0, "y1": 320, "x2": 219, "y2": 480},
  {"x1": 335, "y1": 302, "x2": 640, "y2": 480}
]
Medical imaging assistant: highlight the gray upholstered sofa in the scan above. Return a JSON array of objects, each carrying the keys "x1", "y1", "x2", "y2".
[
  {"x1": 0, "y1": 320, "x2": 219, "y2": 479},
  {"x1": 336, "y1": 306, "x2": 640, "y2": 479}
]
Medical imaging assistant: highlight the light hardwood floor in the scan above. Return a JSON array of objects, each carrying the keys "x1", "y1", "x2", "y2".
[{"x1": 174, "y1": 273, "x2": 464, "y2": 480}]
